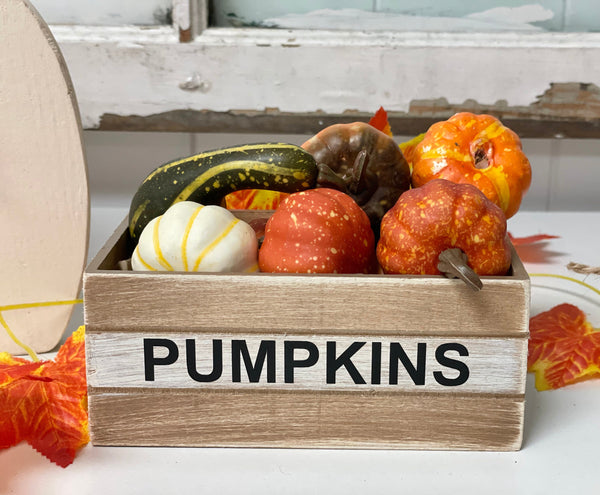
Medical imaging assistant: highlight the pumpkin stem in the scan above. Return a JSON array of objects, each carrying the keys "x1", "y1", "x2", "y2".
[
  {"x1": 471, "y1": 141, "x2": 493, "y2": 170},
  {"x1": 316, "y1": 163, "x2": 350, "y2": 192},
  {"x1": 348, "y1": 149, "x2": 370, "y2": 195},
  {"x1": 437, "y1": 248, "x2": 483, "y2": 291}
]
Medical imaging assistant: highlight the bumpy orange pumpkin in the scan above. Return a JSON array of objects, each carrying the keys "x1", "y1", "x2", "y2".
[
  {"x1": 377, "y1": 179, "x2": 511, "y2": 276},
  {"x1": 411, "y1": 112, "x2": 531, "y2": 219}
]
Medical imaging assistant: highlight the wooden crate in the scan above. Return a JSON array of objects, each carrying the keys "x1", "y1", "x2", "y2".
[{"x1": 83, "y1": 213, "x2": 530, "y2": 451}]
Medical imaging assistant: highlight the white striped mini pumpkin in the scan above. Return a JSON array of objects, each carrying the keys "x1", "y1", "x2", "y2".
[{"x1": 131, "y1": 201, "x2": 259, "y2": 273}]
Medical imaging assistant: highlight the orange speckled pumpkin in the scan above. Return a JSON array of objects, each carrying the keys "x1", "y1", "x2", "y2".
[
  {"x1": 377, "y1": 179, "x2": 511, "y2": 276},
  {"x1": 259, "y1": 188, "x2": 375, "y2": 274},
  {"x1": 411, "y1": 112, "x2": 531, "y2": 219}
]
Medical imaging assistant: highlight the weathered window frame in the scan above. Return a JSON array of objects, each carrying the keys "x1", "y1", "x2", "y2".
[{"x1": 46, "y1": 0, "x2": 600, "y2": 138}]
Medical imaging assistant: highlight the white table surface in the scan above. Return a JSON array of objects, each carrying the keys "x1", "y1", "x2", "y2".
[{"x1": 2, "y1": 208, "x2": 600, "y2": 494}]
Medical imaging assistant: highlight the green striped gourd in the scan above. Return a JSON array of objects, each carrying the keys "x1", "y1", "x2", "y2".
[{"x1": 128, "y1": 143, "x2": 318, "y2": 240}]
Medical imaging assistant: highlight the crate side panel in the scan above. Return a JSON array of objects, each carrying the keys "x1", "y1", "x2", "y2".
[
  {"x1": 86, "y1": 331, "x2": 528, "y2": 394},
  {"x1": 84, "y1": 272, "x2": 529, "y2": 336},
  {"x1": 88, "y1": 389, "x2": 525, "y2": 451}
]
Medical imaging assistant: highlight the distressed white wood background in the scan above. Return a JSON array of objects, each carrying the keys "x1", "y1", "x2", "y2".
[{"x1": 52, "y1": 26, "x2": 600, "y2": 130}]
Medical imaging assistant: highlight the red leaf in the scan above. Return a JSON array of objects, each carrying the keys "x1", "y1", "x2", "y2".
[
  {"x1": 368, "y1": 106, "x2": 393, "y2": 137},
  {"x1": 508, "y1": 233, "x2": 560, "y2": 245},
  {"x1": 528, "y1": 304, "x2": 600, "y2": 390},
  {"x1": 0, "y1": 326, "x2": 88, "y2": 467},
  {"x1": 508, "y1": 232, "x2": 560, "y2": 264}
]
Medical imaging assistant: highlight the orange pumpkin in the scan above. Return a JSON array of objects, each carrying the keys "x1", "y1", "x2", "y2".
[
  {"x1": 411, "y1": 112, "x2": 531, "y2": 219},
  {"x1": 377, "y1": 179, "x2": 511, "y2": 276},
  {"x1": 259, "y1": 188, "x2": 375, "y2": 274}
]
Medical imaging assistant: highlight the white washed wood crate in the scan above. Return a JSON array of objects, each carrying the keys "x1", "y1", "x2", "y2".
[{"x1": 83, "y1": 212, "x2": 530, "y2": 451}]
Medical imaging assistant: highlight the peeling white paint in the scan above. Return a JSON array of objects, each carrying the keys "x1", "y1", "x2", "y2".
[{"x1": 47, "y1": 25, "x2": 600, "y2": 129}]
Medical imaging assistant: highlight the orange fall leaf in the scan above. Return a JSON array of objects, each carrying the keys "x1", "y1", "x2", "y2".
[
  {"x1": 528, "y1": 304, "x2": 600, "y2": 391},
  {"x1": 224, "y1": 189, "x2": 287, "y2": 210},
  {"x1": 368, "y1": 106, "x2": 393, "y2": 137},
  {"x1": 0, "y1": 326, "x2": 89, "y2": 467},
  {"x1": 508, "y1": 232, "x2": 560, "y2": 264}
]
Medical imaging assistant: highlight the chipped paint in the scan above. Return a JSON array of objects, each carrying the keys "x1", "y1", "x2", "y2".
[{"x1": 47, "y1": 25, "x2": 600, "y2": 136}]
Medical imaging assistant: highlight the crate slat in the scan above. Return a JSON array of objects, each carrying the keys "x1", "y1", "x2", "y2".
[{"x1": 88, "y1": 388, "x2": 525, "y2": 451}]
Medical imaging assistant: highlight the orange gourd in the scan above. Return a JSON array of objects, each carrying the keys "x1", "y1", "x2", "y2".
[
  {"x1": 377, "y1": 179, "x2": 511, "y2": 276},
  {"x1": 411, "y1": 112, "x2": 531, "y2": 218}
]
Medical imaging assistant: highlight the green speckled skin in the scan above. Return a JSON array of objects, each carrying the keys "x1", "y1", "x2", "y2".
[{"x1": 128, "y1": 143, "x2": 318, "y2": 240}]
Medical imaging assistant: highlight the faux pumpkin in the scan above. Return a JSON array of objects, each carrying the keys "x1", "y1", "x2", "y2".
[
  {"x1": 411, "y1": 112, "x2": 531, "y2": 219},
  {"x1": 302, "y1": 122, "x2": 411, "y2": 232},
  {"x1": 377, "y1": 179, "x2": 511, "y2": 276},
  {"x1": 131, "y1": 201, "x2": 258, "y2": 273},
  {"x1": 259, "y1": 188, "x2": 375, "y2": 274}
]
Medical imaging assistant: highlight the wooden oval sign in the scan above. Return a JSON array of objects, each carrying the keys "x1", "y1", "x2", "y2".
[{"x1": 0, "y1": 0, "x2": 89, "y2": 354}]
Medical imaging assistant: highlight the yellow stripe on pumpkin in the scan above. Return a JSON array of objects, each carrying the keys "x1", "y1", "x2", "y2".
[
  {"x1": 181, "y1": 205, "x2": 204, "y2": 271},
  {"x1": 153, "y1": 217, "x2": 174, "y2": 270},
  {"x1": 480, "y1": 165, "x2": 511, "y2": 214},
  {"x1": 134, "y1": 245, "x2": 157, "y2": 271},
  {"x1": 481, "y1": 120, "x2": 506, "y2": 140},
  {"x1": 193, "y1": 218, "x2": 240, "y2": 271}
]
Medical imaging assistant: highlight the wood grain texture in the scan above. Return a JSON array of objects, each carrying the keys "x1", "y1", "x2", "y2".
[
  {"x1": 84, "y1": 215, "x2": 528, "y2": 450},
  {"x1": 88, "y1": 388, "x2": 525, "y2": 451},
  {"x1": 0, "y1": 0, "x2": 89, "y2": 354},
  {"x1": 84, "y1": 219, "x2": 529, "y2": 337},
  {"x1": 86, "y1": 331, "x2": 527, "y2": 394}
]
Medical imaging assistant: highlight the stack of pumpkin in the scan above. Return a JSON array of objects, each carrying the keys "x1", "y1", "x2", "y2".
[{"x1": 128, "y1": 112, "x2": 531, "y2": 278}]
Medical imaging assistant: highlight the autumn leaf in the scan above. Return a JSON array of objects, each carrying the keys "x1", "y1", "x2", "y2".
[
  {"x1": 368, "y1": 106, "x2": 393, "y2": 137},
  {"x1": 528, "y1": 304, "x2": 600, "y2": 391},
  {"x1": 508, "y1": 233, "x2": 559, "y2": 245},
  {"x1": 224, "y1": 189, "x2": 287, "y2": 210},
  {"x1": 508, "y1": 232, "x2": 560, "y2": 264},
  {"x1": 0, "y1": 326, "x2": 88, "y2": 467}
]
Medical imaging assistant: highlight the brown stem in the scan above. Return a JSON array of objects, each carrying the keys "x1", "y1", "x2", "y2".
[
  {"x1": 316, "y1": 163, "x2": 349, "y2": 192},
  {"x1": 348, "y1": 149, "x2": 370, "y2": 195},
  {"x1": 437, "y1": 248, "x2": 483, "y2": 291}
]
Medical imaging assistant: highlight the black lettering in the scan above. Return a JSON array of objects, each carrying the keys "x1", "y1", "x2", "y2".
[
  {"x1": 327, "y1": 341, "x2": 366, "y2": 384},
  {"x1": 434, "y1": 343, "x2": 469, "y2": 386},
  {"x1": 186, "y1": 339, "x2": 223, "y2": 382},
  {"x1": 144, "y1": 338, "x2": 179, "y2": 381},
  {"x1": 389, "y1": 342, "x2": 426, "y2": 385},
  {"x1": 371, "y1": 342, "x2": 382, "y2": 385},
  {"x1": 232, "y1": 340, "x2": 276, "y2": 383},
  {"x1": 284, "y1": 341, "x2": 319, "y2": 383}
]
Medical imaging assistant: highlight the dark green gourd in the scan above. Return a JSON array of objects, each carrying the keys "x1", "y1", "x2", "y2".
[{"x1": 128, "y1": 143, "x2": 318, "y2": 240}]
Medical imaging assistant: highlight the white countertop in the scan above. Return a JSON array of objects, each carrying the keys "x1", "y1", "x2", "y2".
[{"x1": 2, "y1": 209, "x2": 600, "y2": 494}]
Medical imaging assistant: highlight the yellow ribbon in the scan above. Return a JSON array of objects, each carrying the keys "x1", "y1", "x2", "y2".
[
  {"x1": 0, "y1": 299, "x2": 83, "y2": 361},
  {"x1": 529, "y1": 273, "x2": 600, "y2": 299}
]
